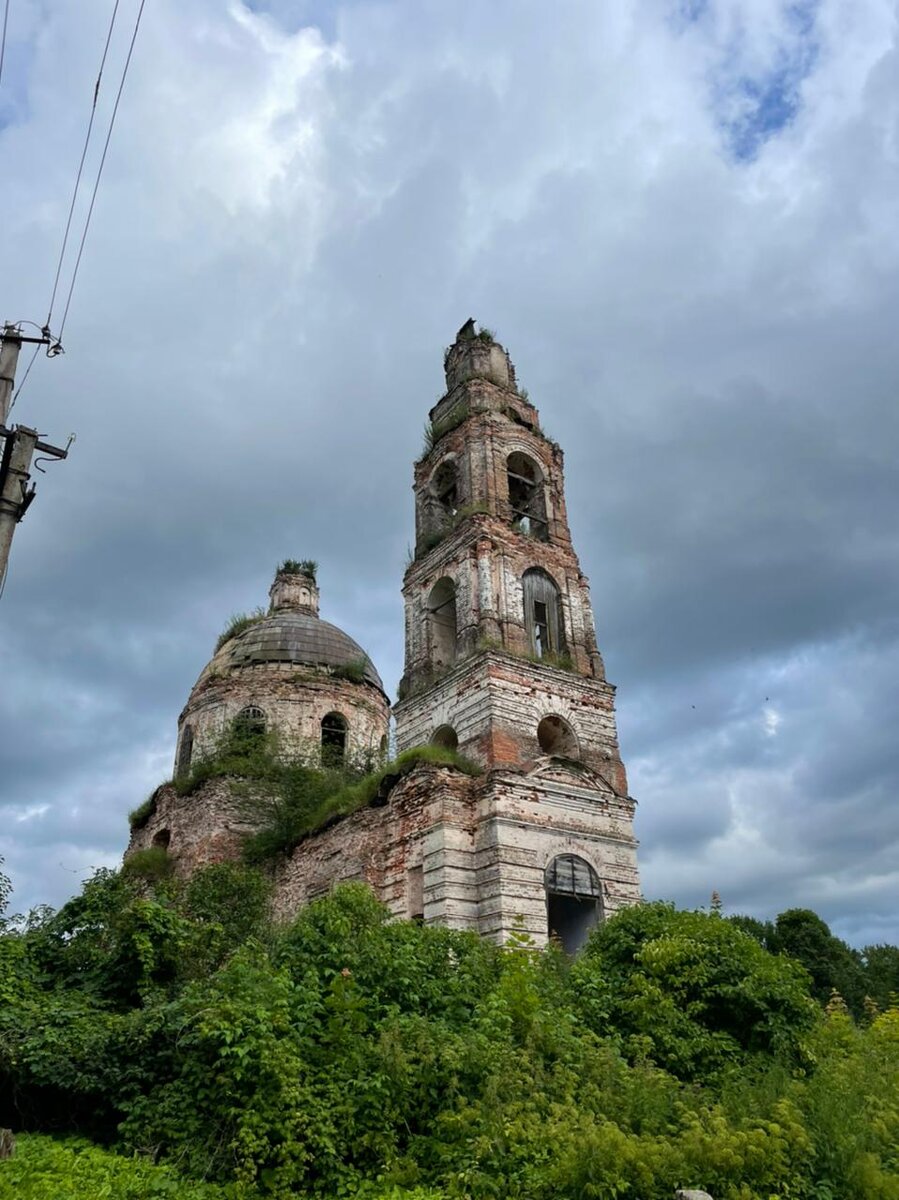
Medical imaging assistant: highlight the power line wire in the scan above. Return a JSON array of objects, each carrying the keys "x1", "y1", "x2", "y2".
[
  {"x1": 45, "y1": 0, "x2": 122, "y2": 329},
  {"x1": 0, "y1": 0, "x2": 10, "y2": 87},
  {"x1": 57, "y1": 0, "x2": 146, "y2": 343}
]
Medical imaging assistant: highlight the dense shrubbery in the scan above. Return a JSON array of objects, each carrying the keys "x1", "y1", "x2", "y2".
[{"x1": 1, "y1": 856, "x2": 897, "y2": 1200}]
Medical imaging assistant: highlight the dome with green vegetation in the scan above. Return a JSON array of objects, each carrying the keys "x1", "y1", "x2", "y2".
[
  {"x1": 200, "y1": 610, "x2": 384, "y2": 692},
  {"x1": 197, "y1": 562, "x2": 384, "y2": 694}
]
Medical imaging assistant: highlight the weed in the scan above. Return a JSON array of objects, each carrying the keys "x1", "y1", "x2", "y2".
[
  {"x1": 331, "y1": 658, "x2": 370, "y2": 684},
  {"x1": 214, "y1": 607, "x2": 267, "y2": 653},
  {"x1": 421, "y1": 403, "x2": 469, "y2": 457},
  {"x1": 128, "y1": 794, "x2": 158, "y2": 830},
  {"x1": 278, "y1": 558, "x2": 317, "y2": 579}
]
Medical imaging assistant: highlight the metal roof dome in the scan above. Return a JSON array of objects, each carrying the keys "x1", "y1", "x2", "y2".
[
  {"x1": 196, "y1": 567, "x2": 385, "y2": 693},
  {"x1": 206, "y1": 612, "x2": 383, "y2": 689}
]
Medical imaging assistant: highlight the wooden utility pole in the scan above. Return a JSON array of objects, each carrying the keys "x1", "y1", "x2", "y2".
[{"x1": 0, "y1": 323, "x2": 70, "y2": 591}]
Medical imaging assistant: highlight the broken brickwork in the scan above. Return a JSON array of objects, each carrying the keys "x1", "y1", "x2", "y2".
[{"x1": 127, "y1": 778, "x2": 255, "y2": 872}]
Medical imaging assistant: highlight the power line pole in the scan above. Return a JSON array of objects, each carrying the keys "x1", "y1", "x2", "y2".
[
  {"x1": 0, "y1": 323, "x2": 71, "y2": 591},
  {"x1": 0, "y1": 323, "x2": 21, "y2": 427}
]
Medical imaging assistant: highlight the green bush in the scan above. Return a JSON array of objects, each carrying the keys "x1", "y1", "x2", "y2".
[
  {"x1": 122, "y1": 846, "x2": 173, "y2": 881},
  {"x1": 571, "y1": 902, "x2": 818, "y2": 1079},
  {"x1": 3, "y1": 853, "x2": 898, "y2": 1200},
  {"x1": 0, "y1": 1133, "x2": 236, "y2": 1198}
]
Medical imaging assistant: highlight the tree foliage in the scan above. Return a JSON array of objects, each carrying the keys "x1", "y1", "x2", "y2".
[{"x1": 1, "y1": 868, "x2": 898, "y2": 1200}]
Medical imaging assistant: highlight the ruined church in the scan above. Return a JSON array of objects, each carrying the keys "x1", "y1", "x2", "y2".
[{"x1": 127, "y1": 323, "x2": 641, "y2": 949}]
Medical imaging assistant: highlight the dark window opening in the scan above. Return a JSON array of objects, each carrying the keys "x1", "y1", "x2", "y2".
[
  {"x1": 523, "y1": 568, "x2": 565, "y2": 658},
  {"x1": 430, "y1": 724, "x2": 459, "y2": 750},
  {"x1": 537, "y1": 715, "x2": 580, "y2": 759},
  {"x1": 321, "y1": 712, "x2": 348, "y2": 766},
  {"x1": 152, "y1": 828, "x2": 171, "y2": 850},
  {"x1": 427, "y1": 577, "x2": 457, "y2": 670},
  {"x1": 234, "y1": 705, "x2": 266, "y2": 741},
  {"x1": 507, "y1": 452, "x2": 548, "y2": 541},
  {"x1": 547, "y1": 894, "x2": 599, "y2": 954},
  {"x1": 432, "y1": 460, "x2": 459, "y2": 518},
  {"x1": 545, "y1": 854, "x2": 602, "y2": 953},
  {"x1": 319, "y1": 710, "x2": 348, "y2": 768},
  {"x1": 176, "y1": 724, "x2": 193, "y2": 778}
]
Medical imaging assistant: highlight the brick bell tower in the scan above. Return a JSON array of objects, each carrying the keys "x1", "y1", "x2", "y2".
[{"x1": 394, "y1": 321, "x2": 641, "y2": 948}]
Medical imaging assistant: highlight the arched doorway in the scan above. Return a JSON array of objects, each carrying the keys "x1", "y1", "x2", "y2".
[{"x1": 545, "y1": 854, "x2": 602, "y2": 953}]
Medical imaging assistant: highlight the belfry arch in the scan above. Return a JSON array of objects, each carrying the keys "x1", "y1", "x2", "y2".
[
  {"x1": 507, "y1": 451, "x2": 548, "y2": 540},
  {"x1": 427, "y1": 577, "x2": 457, "y2": 671}
]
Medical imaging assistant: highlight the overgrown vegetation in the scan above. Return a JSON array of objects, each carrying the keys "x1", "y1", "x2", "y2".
[
  {"x1": 242, "y1": 744, "x2": 481, "y2": 863},
  {"x1": 0, "y1": 1134, "x2": 235, "y2": 1199},
  {"x1": 173, "y1": 723, "x2": 289, "y2": 797},
  {"x1": 471, "y1": 637, "x2": 576, "y2": 674},
  {"x1": 525, "y1": 648, "x2": 576, "y2": 671},
  {"x1": 278, "y1": 558, "x2": 317, "y2": 579},
  {"x1": 127, "y1": 793, "x2": 157, "y2": 830},
  {"x1": 477, "y1": 326, "x2": 496, "y2": 342},
  {"x1": 415, "y1": 502, "x2": 490, "y2": 559},
  {"x1": 215, "y1": 606, "x2": 267, "y2": 653},
  {"x1": 169, "y1": 724, "x2": 479, "y2": 862},
  {"x1": 121, "y1": 846, "x2": 174, "y2": 881},
  {"x1": 420, "y1": 403, "x2": 469, "y2": 458},
  {"x1": 2, "y1": 855, "x2": 898, "y2": 1200},
  {"x1": 331, "y1": 657, "x2": 371, "y2": 683}
]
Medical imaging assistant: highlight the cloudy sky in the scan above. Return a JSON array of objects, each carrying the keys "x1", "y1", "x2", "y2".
[{"x1": 1, "y1": 0, "x2": 897, "y2": 945}]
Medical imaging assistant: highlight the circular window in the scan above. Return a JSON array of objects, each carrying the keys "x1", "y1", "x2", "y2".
[
  {"x1": 430, "y1": 725, "x2": 459, "y2": 751},
  {"x1": 537, "y1": 714, "x2": 579, "y2": 759}
]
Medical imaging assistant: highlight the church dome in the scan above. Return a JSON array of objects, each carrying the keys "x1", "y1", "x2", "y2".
[
  {"x1": 175, "y1": 564, "x2": 390, "y2": 779},
  {"x1": 200, "y1": 611, "x2": 384, "y2": 691}
]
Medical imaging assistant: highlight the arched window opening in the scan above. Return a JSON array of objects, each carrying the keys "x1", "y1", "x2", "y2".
[
  {"x1": 545, "y1": 854, "x2": 602, "y2": 953},
  {"x1": 379, "y1": 734, "x2": 389, "y2": 758},
  {"x1": 176, "y1": 724, "x2": 194, "y2": 778},
  {"x1": 432, "y1": 460, "x2": 459, "y2": 520},
  {"x1": 537, "y1": 715, "x2": 579, "y2": 759},
  {"x1": 507, "y1": 452, "x2": 548, "y2": 541},
  {"x1": 321, "y1": 712, "x2": 348, "y2": 766},
  {"x1": 427, "y1": 577, "x2": 457, "y2": 670},
  {"x1": 522, "y1": 568, "x2": 565, "y2": 659},
  {"x1": 234, "y1": 705, "x2": 266, "y2": 741},
  {"x1": 430, "y1": 724, "x2": 459, "y2": 751},
  {"x1": 152, "y1": 828, "x2": 171, "y2": 850}
]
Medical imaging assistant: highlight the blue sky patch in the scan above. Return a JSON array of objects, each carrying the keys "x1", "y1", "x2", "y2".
[{"x1": 721, "y1": 1, "x2": 820, "y2": 161}]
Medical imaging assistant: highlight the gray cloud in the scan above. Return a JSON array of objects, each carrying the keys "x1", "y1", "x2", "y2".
[{"x1": 1, "y1": 0, "x2": 897, "y2": 943}]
